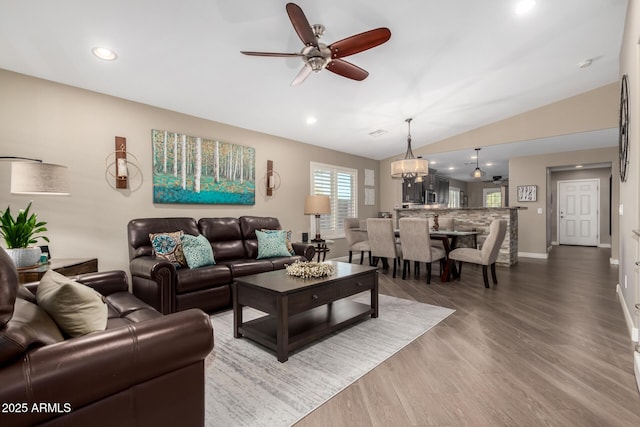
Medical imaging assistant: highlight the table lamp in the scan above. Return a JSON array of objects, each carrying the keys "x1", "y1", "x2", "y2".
[{"x1": 304, "y1": 195, "x2": 330, "y2": 242}]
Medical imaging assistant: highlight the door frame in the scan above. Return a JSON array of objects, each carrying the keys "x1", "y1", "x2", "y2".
[{"x1": 557, "y1": 178, "x2": 600, "y2": 246}]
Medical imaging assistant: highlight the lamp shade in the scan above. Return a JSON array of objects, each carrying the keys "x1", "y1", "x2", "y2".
[
  {"x1": 304, "y1": 195, "x2": 330, "y2": 215},
  {"x1": 11, "y1": 162, "x2": 70, "y2": 195},
  {"x1": 390, "y1": 158, "x2": 429, "y2": 179}
]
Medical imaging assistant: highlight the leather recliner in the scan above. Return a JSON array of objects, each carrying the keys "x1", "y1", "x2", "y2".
[
  {"x1": 0, "y1": 247, "x2": 214, "y2": 427},
  {"x1": 128, "y1": 216, "x2": 315, "y2": 314}
]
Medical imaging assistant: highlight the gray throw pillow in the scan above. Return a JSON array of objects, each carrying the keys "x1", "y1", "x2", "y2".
[{"x1": 36, "y1": 270, "x2": 108, "y2": 337}]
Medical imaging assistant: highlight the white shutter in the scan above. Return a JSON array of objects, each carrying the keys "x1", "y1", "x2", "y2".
[{"x1": 310, "y1": 162, "x2": 358, "y2": 238}]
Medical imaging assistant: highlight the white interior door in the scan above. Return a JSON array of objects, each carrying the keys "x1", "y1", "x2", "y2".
[{"x1": 558, "y1": 179, "x2": 599, "y2": 246}]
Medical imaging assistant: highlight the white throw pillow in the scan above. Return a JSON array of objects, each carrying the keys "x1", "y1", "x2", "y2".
[{"x1": 36, "y1": 270, "x2": 108, "y2": 337}]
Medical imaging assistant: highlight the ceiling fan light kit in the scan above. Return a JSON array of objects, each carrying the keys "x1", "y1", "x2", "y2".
[
  {"x1": 391, "y1": 118, "x2": 429, "y2": 184},
  {"x1": 240, "y1": 3, "x2": 391, "y2": 86}
]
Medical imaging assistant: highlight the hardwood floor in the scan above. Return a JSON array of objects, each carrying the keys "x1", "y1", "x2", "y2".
[{"x1": 295, "y1": 246, "x2": 640, "y2": 426}]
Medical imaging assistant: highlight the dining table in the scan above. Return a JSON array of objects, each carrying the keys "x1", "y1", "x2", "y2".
[
  {"x1": 389, "y1": 228, "x2": 478, "y2": 282},
  {"x1": 355, "y1": 226, "x2": 478, "y2": 282}
]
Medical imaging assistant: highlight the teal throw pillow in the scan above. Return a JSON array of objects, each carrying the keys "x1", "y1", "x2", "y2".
[
  {"x1": 261, "y1": 229, "x2": 295, "y2": 255},
  {"x1": 256, "y1": 229, "x2": 292, "y2": 259},
  {"x1": 181, "y1": 234, "x2": 216, "y2": 268}
]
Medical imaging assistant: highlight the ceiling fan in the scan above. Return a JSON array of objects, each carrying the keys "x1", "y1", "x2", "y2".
[
  {"x1": 241, "y1": 3, "x2": 391, "y2": 86},
  {"x1": 485, "y1": 175, "x2": 508, "y2": 185}
]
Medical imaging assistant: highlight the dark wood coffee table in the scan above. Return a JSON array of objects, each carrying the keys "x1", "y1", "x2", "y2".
[{"x1": 233, "y1": 261, "x2": 378, "y2": 362}]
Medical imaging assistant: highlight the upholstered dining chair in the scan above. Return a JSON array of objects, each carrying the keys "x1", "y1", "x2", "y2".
[
  {"x1": 344, "y1": 218, "x2": 371, "y2": 265},
  {"x1": 448, "y1": 219, "x2": 507, "y2": 288},
  {"x1": 399, "y1": 218, "x2": 447, "y2": 284},
  {"x1": 366, "y1": 218, "x2": 402, "y2": 278}
]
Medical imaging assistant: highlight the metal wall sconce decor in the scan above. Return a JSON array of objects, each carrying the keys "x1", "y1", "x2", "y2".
[
  {"x1": 265, "y1": 160, "x2": 281, "y2": 196},
  {"x1": 105, "y1": 136, "x2": 141, "y2": 191}
]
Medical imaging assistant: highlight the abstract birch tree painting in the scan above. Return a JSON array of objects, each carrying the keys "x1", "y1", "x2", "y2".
[{"x1": 152, "y1": 129, "x2": 255, "y2": 204}]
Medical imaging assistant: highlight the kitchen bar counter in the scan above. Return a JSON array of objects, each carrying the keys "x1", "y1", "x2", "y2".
[{"x1": 395, "y1": 207, "x2": 524, "y2": 266}]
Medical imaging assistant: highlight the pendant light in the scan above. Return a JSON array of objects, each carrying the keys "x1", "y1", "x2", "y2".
[
  {"x1": 390, "y1": 118, "x2": 429, "y2": 184},
  {"x1": 470, "y1": 148, "x2": 486, "y2": 179}
]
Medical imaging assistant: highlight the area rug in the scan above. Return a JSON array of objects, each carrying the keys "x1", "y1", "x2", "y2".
[{"x1": 204, "y1": 294, "x2": 454, "y2": 427}]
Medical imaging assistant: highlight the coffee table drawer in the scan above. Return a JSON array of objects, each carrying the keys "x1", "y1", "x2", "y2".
[
  {"x1": 338, "y1": 274, "x2": 375, "y2": 298},
  {"x1": 288, "y1": 285, "x2": 337, "y2": 314}
]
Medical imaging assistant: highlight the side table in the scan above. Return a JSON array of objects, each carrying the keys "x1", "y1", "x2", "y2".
[
  {"x1": 300, "y1": 240, "x2": 334, "y2": 262},
  {"x1": 18, "y1": 258, "x2": 99, "y2": 284}
]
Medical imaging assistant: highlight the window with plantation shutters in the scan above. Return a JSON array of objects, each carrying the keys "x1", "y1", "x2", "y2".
[{"x1": 310, "y1": 162, "x2": 358, "y2": 239}]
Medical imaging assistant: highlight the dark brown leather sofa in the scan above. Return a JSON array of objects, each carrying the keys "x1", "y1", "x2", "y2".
[
  {"x1": 0, "y1": 248, "x2": 214, "y2": 427},
  {"x1": 128, "y1": 216, "x2": 315, "y2": 314}
]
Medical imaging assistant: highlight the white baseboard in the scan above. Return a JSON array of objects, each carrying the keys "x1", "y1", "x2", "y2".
[
  {"x1": 617, "y1": 284, "x2": 639, "y2": 342},
  {"x1": 518, "y1": 252, "x2": 549, "y2": 259},
  {"x1": 635, "y1": 352, "x2": 640, "y2": 393},
  {"x1": 610, "y1": 258, "x2": 619, "y2": 265},
  {"x1": 551, "y1": 242, "x2": 610, "y2": 248}
]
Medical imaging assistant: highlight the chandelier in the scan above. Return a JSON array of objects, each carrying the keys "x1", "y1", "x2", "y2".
[
  {"x1": 470, "y1": 148, "x2": 486, "y2": 179},
  {"x1": 390, "y1": 118, "x2": 429, "y2": 184}
]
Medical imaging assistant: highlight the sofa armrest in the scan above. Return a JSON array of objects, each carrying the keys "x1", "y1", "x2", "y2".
[
  {"x1": 129, "y1": 256, "x2": 176, "y2": 314},
  {"x1": 72, "y1": 270, "x2": 130, "y2": 296},
  {"x1": 0, "y1": 308, "x2": 214, "y2": 426},
  {"x1": 292, "y1": 243, "x2": 315, "y2": 261},
  {"x1": 129, "y1": 256, "x2": 176, "y2": 279},
  {"x1": 22, "y1": 271, "x2": 131, "y2": 297}
]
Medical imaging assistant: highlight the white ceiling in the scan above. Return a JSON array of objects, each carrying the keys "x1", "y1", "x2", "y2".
[
  {"x1": 0, "y1": 0, "x2": 627, "y2": 174},
  {"x1": 426, "y1": 128, "x2": 618, "y2": 182}
]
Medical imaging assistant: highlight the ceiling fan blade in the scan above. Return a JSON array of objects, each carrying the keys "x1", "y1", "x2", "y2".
[
  {"x1": 329, "y1": 28, "x2": 391, "y2": 59},
  {"x1": 325, "y1": 59, "x2": 369, "y2": 81},
  {"x1": 291, "y1": 64, "x2": 313, "y2": 86},
  {"x1": 241, "y1": 51, "x2": 303, "y2": 57},
  {"x1": 286, "y1": 3, "x2": 317, "y2": 47}
]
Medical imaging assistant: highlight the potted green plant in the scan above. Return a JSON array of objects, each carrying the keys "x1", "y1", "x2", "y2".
[{"x1": 0, "y1": 202, "x2": 49, "y2": 268}]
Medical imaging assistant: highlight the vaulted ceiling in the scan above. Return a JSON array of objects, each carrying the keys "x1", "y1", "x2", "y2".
[{"x1": 0, "y1": 0, "x2": 627, "y2": 173}]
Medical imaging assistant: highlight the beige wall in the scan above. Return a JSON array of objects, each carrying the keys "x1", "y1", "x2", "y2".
[
  {"x1": 509, "y1": 147, "x2": 618, "y2": 257},
  {"x1": 549, "y1": 168, "x2": 612, "y2": 246},
  {"x1": 618, "y1": 0, "x2": 640, "y2": 336},
  {"x1": 380, "y1": 83, "x2": 618, "y2": 212},
  {"x1": 0, "y1": 70, "x2": 379, "y2": 272},
  {"x1": 465, "y1": 181, "x2": 502, "y2": 208},
  {"x1": 380, "y1": 83, "x2": 620, "y2": 261}
]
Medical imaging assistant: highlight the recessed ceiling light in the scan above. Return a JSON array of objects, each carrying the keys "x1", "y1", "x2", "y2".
[
  {"x1": 486, "y1": 163, "x2": 493, "y2": 166},
  {"x1": 430, "y1": 161, "x2": 437, "y2": 165},
  {"x1": 448, "y1": 167, "x2": 454, "y2": 170},
  {"x1": 578, "y1": 59, "x2": 592, "y2": 69},
  {"x1": 306, "y1": 116, "x2": 317, "y2": 125},
  {"x1": 92, "y1": 47, "x2": 118, "y2": 61},
  {"x1": 515, "y1": 0, "x2": 536, "y2": 15},
  {"x1": 575, "y1": 165, "x2": 584, "y2": 168}
]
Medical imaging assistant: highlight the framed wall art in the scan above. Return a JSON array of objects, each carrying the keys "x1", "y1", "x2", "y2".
[
  {"x1": 517, "y1": 185, "x2": 537, "y2": 202},
  {"x1": 152, "y1": 129, "x2": 255, "y2": 205}
]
